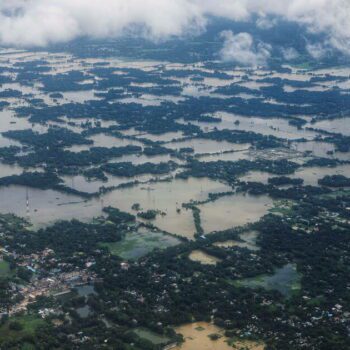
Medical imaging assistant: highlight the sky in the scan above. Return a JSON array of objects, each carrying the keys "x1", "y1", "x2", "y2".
[{"x1": 0, "y1": 0, "x2": 349, "y2": 62}]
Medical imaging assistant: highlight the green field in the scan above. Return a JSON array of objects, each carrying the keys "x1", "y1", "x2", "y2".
[
  {"x1": 0, "y1": 315, "x2": 45, "y2": 345},
  {"x1": 0, "y1": 260, "x2": 11, "y2": 277},
  {"x1": 133, "y1": 328, "x2": 170, "y2": 345}
]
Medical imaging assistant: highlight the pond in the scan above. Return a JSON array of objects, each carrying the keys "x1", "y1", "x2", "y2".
[{"x1": 76, "y1": 305, "x2": 92, "y2": 318}]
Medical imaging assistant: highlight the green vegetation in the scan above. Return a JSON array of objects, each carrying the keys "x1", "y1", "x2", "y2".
[
  {"x1": 318, "y1": 175, "x2": 350, "y2": 187},
  {"x1": 137, "y1": 210, "x2": 158, "y2": 220},
  {"x1": 0, "y1": 315, "x2": 46, "y2": 346},
  {"x1": 0, "y1": 260, "x2": 11, "y2": 277},
  {"x1": 133, "y1": 328, "x2": 170, "y2": 345}
]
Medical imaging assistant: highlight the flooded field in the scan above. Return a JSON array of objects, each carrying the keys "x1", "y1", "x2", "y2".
[
  {"x1": 240, "y1": 171, "x2": 272, "y2": 185},
  {"x1": 214, "y1": 230, "x2": 260, "y2": 251},
  {"x1": 307, "y1": 117, "x2": 350, "y2": 136},
  {"x1": 197, "y1": 150, "x2": 252, "y2": 163},
  {"x1": 67, "y1": 133, "x2": 143, "y2": 152},
  {"x1": 188, "y1": 250, "x2": 221, "y2": 265},
  {"x1": 0, "y1": 186, "x2": 92, "y2": 227},
  {"x1": 61, "y1": 173, "x2": 154, "y2": 194},
  {"x1": 240, "y1": 164, "x2": 350, "y2": 187},
  {"x1": 117, "y1": 153, "x2": 177, "y2": 165},
  {"x1": 199, "y1": 194, "x2": 273, "y2": 233},
  {"x1": 166, "y1": 138, "x2": 245, "y2": 155},
  {"x1": 291, "y1": 141, "x2": 338, "y2": 159},
  {"x1": 132, "y1": 131, "x2": 184, "y2": 142},
  {"x1": 100, "y1": 227, "x2": 180, "y2": 260},
  {"x1": 185, "y1": 112, "x2": 318, "y2": 140},
  {"x1": 174, "y1": 322, "x2": 265, "y2": 350},
  {"x1": 0, "y1": 178, "x2": 231, "y2": 237},
  {"x1": 0, "y1": 163, "x2": 24, "y2": 177},
  {"x1": 292, "y1": 164, "x2": 350, "y2": 186},
  {"x1": 174, "y1": 322, "x2": 233, "y2": 350},
  {"x1": 234, "y1": 264, "x2": 301, "y2": 297}
]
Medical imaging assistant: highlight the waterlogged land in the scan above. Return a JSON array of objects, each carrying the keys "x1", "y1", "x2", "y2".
[
  {"x1": 214, "y1": 230, "x2": 260, "y2": 251},
  {"x1": 174, "y1": 322, "x2": 265, "y2": 350},
  {"x1": 0, "y1": 45, "x2": 350, "y2": 349},
  {"x1": 100, "y1": 226, "x2": 180, "y2": 260},
  {"x1": 234, "y1": 264, "x2": 302, "y2": 297},
  {"x1": 188, "y1": 249, "x2": 222, "y2": 265}
]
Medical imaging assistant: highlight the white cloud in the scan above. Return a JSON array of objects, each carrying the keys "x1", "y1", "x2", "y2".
[
  {"x1": 281, "y1": 47, "x2": 300, "y2": 60},
  {"x1": 256, "y1": 17, "x2": 278, "y2": 30},
  {"x1": 220, "y1": 31, "x2": 271, "y2": 67},
  {"x1": 0, "y1": 0, "x2": 349, "y2": 56},
  {"x1": 306, "y1": 42, "x2": 329, "y2": 59}
]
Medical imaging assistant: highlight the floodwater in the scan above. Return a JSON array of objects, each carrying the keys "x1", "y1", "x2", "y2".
[
  {"x1": 307, "y1": 117, "x2": 350, "y2": 136},
  {"x1": 240, "y1": 164, "x2": 350, "y2": 187},
  {"x1": 0, "y1": 185, "x2": 95, "y2": 227},
  {"x1": 101, "y1": 177, "x2": 231, "y2": 238},
  {"x1": 166, "y1": 138, "x2": 246, "y2": 155},
  {"x1": 199, "y1": 194, "x2": 273, "y2": 233},
  {"x1": 61, "y1": 173, "x2": 154, "y2": 194},
  {"x1": 0, "y1": 163, "x2": 24, "y2": 177},
  {"x1": 61, "y1": 90, "x2": 102, "y2": 104},
  {"x1": 188, "y1": 112, "x2": 318, "y2": 140},
  {"x1": 197, "y1": 150, "x2": 252, "y2": 163},
  {"x1": 0, "y1": 110, "x2": 40, "y2": 133},
  {"x1": 291, "y1": 141, "x2": 337, "y2": 159},
  {"x1": 134, "y1": 131, "x2": 184, "y2": 143},
  {"x1": 240, "y1": 171, "x2": 272, "y2": 185},
  {"x1": 119, "y1": 94, "x2": 185, "y2": 107},
  {"x1": 66, "y1": 133, "x2": 144, "y2": 152},
  {"x1": 0, "y1": 177, "x2": 231, "y2": 237},
  {"x1": 1, "y1": 50, "x2": 350, "y2": 244},
  {"x1": 116, "y1": 153, "x2": 177, "y2": 165},
  {"x1": 292, "y1": 164, "x2": 350, "y2": 186}
]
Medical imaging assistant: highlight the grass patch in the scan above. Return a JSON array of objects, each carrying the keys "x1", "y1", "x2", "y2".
[
  {"x1": 0, "y1": 315, "x2": 46, "y2": 344},
  {"x1": 0, "y1": 260, "x2": 11, "y2": 277},
  {"x1": 133, "y1": 328, "x2": 170, "y2": 345}
]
